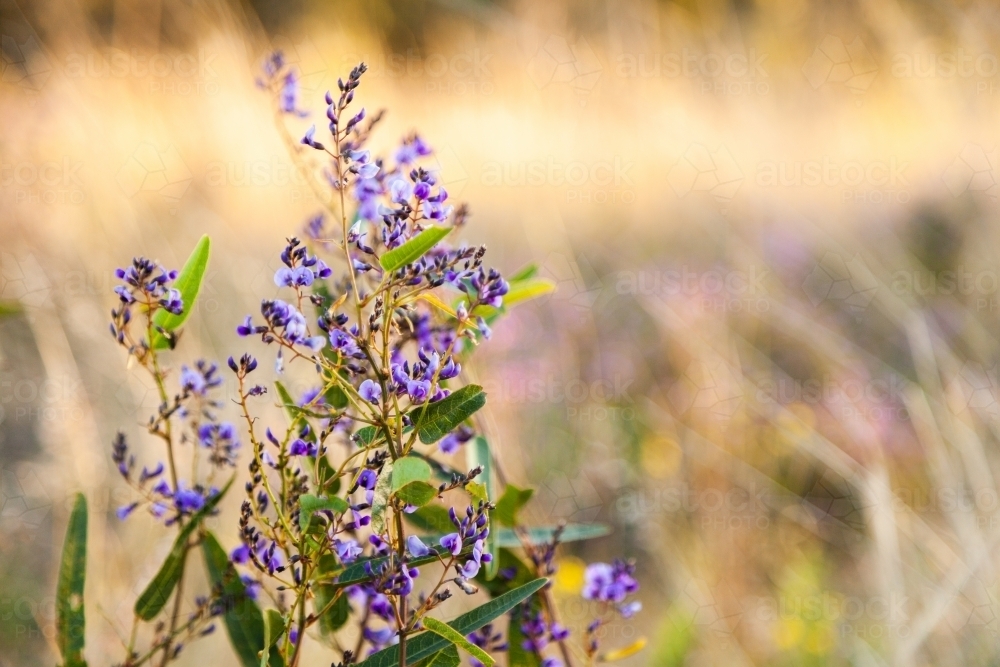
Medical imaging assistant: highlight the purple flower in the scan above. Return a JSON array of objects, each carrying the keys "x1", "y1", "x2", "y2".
[
  {"x1": 230, "y1": 544, "x2": 251, "y2": 564},
  {"x1": 334, "y1": 538, "x2": 362, "y2": 563},
  {"x1": 116, "y1": 502, "x2": 139, "y2": 521},
  {"x1": 174, "y1": 488, "x2": 205, "y2": 514},
  {"x1": 289, "y1": 438, "x2": 317, "y2": 457},
  {"x1": 440, "y1": 532, "x2": 462, "y2": 556},
  {"x1": 407, "y1": 535, "x2": 432, "y2": 557},
  {"x1": 359, "y1": 379, "x2": 381, "y2": 404},
  {"x1": 358, "y1": 469, "x2": 378, "y2": 490},
  {"x1": 582, "y1": 559, "x2": 640, "y2": 616}
]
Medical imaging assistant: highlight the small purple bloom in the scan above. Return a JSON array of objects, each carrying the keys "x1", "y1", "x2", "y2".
[
  {"x1": 359, "y1": 379, "x2": 381, "y2": 404},
  {"x1": 407, "y1": 535, "x2": 432, "y2": 557},
  {"x1": 440, "y1": 532, "x2": 462, "y2": 556}
]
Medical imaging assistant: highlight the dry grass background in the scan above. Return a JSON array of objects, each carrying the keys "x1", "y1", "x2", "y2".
[{"x1": 4, "y1": 0, "x2": 1000, "y2": 665}]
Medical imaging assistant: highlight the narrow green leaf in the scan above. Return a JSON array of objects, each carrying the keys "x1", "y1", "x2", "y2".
[
  {"x1": 134, "y1": 478, "x2": 232, "y2": 620},
  {"x1": 151, "y1": 235, "x2": 211, "y2": 349},
  {"x1": 202, "y1": 531, "x2": 283, "y2": 667},
  {"x1": 353, "y1": 578, "x2": 548, "y2": 667},
  {"x1": 262, "y1": 609, "x2": 284, "y2": 666},
  {"x1": 495, "y1": 523, "x2": 611, "y2": 548},
  {"x1": 395, "y1": 481, "x2": 438, "y2": 507},
  {"x1": 380, "y1": 226, "x2": 451, "y2": 272},
  {"x1": 392, "y1": 456, "x2": 432, "y2": 490},
  {"x1": 422, "y1": 617, "x2": 494, "y2": 666},
  {"x1": 274, "y1": 381, "x2": 298, "y2": 423},
  {"x1": 56, "y1": 493, "x2": 87, "y2": 667},
  {"x1": 413, "y1": 646, "x2": 460, "y2": 667},
  {"x1": 299, "y1": 494, "x2": 349, "y2": 532},
  {"x1": 466, "y1": 437, "x2": 497, "y2": 578},
  {"x1": 410, "y1": 385, "x2": 486, "y2": 444},
  {"x1": 494, "y1": 484, "x2": 534, "y2": 527},
  {"x1": 501, "y1": 278, "x2": 556, "y2": 307},
  {"x1": 370, "y1": 459, "x2": 393, "y2": 534}
]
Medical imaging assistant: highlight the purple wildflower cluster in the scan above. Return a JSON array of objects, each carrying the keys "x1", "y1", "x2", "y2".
[{"x1": 92, "y1": 53, "x2": 640, "y2": 667}]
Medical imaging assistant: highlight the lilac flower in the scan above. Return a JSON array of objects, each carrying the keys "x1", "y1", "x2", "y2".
[
  {"x1": 230, "y1": 544, "x2": 251, "y2": 564},
  {"x1": 289, "y1": 438, "x2": 317, "y2": 457},
  {"x1": 334, "y1": 538, "x2": 362, "y2": 563},
  {"x1": 359, "y1": 379, "x2": 381, "y2": 404},
  {"x1": 439, "y1": 425, "x2": 474, "y2": 455},
  {"x1": 582, "y1": 561, "x2": 638, "y2": 603},
  {"x1": 358, "y1": 469, "x2": 378, "y2": 490},
  {"x1": 440, "y1": 532, "x2": 462, "y2": 556},
  {"x1": 407, "y1": 535, "x2": 432, "y2": 557},
  {"x1": 174, "y1": 488, "x2": 205, "y2": 514},
  {"x1": 274, "y1": 265, "x2": 314, "y2": 287},
  {"x1": 116, "y1": 502, "x2": 139, "y2": 521}
]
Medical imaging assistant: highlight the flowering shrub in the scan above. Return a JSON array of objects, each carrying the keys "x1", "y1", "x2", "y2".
[{"x1": 52, "y1": 56, "x2": 641, "y2": 667}]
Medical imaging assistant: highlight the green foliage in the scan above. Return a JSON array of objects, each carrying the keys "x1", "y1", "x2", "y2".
[
  {"x1": 56, "y1": 494, "x2": 87, "y2": 667},
  {"x1": 353, "y1": 578, "x2": 548, "y2": 667},
  {"x1": 380, "y1": 226, "x2": 452, "y2": 272},
  {"x1": 298, "y1": 494, "x2": 349, "y2": 532},
  {"x1": 202, "y1": 531, "x2": 283, "y2": 667},
  {"x1": 134, "y1": 478, "x2": 232, "y2": 620},
  {"x1": 151, "y1": 235, "x2": 211, "y2": 349},
  {"x1": 410, "y1": 385, "x2": 486, "y2": 444},
  {"x1": 422, "y1": 617, "x2": 494, "y2": 666}
]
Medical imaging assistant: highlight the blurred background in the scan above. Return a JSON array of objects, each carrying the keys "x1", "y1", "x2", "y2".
[{"x1": 5, "y1": 0, "x2": 1000, "y2": 664}]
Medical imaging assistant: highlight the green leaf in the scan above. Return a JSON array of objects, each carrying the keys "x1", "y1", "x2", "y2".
[
  {"x1": 135, "y1": 478, "x2": 232, "y2": 620},
  {"x1": 56, "y1": 493, "x2": 87, "y2": 667},
  {"x1": 353, "y1": 424, "x2": 412, "y2": 448},
  {"x1": 262, "y1": 609, "x2": 284, "y2": 666},
  {"x1": 395, "y1": 481, "x2": 438, "y2": 507},
  {"x1": 370, "y1": 459, "x2": 393, "y2": 534},
  {"x1": 466, "y1": 437, "x2": 498, "y2": 578},
  {"x1": 465, "y1": 481, "x2": 488, "y2": 504},
  {"x1": 274, "y1": 381, "x2": 299, "y2": 423},
  {"x1": 380, "y1": 226, "x2": 451, "y2": 272},
  {"x1": 494, "y1": 484, "x2": 534, "y2": 527},
  {"x1": 422, "y1": 617, "x2": 494, "y2": 666},
  {"x1": 299, "y1": 494, "x2": 349, "y2": 532},
  {"x1": 410, "y1": 385, "x2": 486, "y2": 444},
  {"x1": 495, "y1": 523, "x2": 610, "y2": 548},
  {"x1": 502, "y1": 278, "x2": 556, "y2": 308},
  {"x1": 413, "y1": 646, "x2": 460, "y2": 667},
  {"x1": 151, "y1": 235, "x2": 211, "y2": 349},
  {"x1": 353, "y1": 578, "x2": 548, "y2": 667},
  {"x1": 392, "y1": 456, "x2": 432, "y2": 491},
  {"x1": 315, "y1": 589, "x2": 350, "y2": 633},
  {"x1": 202, "y1": 531, "x2": 283, "y2": 667}
]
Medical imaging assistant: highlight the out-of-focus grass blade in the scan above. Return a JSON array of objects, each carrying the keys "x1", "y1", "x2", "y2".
[{"x1": 56, "y1": 493, "x2": 87, "y2": 667}]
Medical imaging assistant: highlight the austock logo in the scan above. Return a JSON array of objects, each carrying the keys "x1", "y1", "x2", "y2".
[
  {"x1": 0, "y1": 464, "x2": 52, "y2": 533},
  {"x1": 526, "y1": 34, "x2": 602, "y2": 103},
  {"x1": 116, "y1": 142, "x2": 193, "y2": 208},
  {"x1": 801, "y1": 252, "x2": 878, "y2": 313},
  {"x1": 942, "y1": 144, "x2": 999, "y2": 199},
  {"x1": 667, "y1": 144, "x2": 743, "y2": 204},
  {"x1": 802, "y1": 35, "x2": 878, "y2": 100}
]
